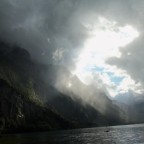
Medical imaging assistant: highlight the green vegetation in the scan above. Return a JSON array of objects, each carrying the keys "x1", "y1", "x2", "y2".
[
  {"x1": 0, "y1": 62, "x2": 42, "y2": 105},
  {"x1": 0, "y1": 41, "x2": 130, "y2": 134},
  {"x1": 0, "y1": 42, "x2": 73, "y2": 133}
]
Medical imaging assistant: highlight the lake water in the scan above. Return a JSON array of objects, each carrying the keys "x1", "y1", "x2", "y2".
[{"x1": 1, "y1": 124, "x2": 144, "y2": 144}]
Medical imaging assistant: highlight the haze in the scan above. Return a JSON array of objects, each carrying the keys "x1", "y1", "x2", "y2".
[{"x1": 0, "y1": 0, "x2": 144, "y2": 99}]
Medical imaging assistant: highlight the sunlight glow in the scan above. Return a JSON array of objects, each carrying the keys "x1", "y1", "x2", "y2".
[{"x1": 74, "y1": 17, "x2": 140, "y2": 97}]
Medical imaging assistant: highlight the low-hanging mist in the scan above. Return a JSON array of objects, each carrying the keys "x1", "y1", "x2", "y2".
[{"x1": 1, "y1": 0, "x2": 144, "y2": 129}]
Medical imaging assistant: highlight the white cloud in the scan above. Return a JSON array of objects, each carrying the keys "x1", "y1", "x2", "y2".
[
  {"x1": 52, "y1": 48, "x2": 66, "y2": 63},
  {"x1": 73, "y1": 17, "x2": 140, "y2": 97},
  {"x1": 1, "y1": 0, "x2": 144, "y2": 99}
]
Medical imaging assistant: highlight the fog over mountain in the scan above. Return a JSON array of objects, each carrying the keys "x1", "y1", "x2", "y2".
[
  {"x1": 0, "y1": 0, "x2": 144, "y2": 97},
  {"x1": 0, "y1": 0, "x2": 144, "y2": 132}
]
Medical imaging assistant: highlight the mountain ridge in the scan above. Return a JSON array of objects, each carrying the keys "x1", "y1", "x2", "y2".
[{"x1": 0, "y1": 40, "x2": 130, "y2": 133}]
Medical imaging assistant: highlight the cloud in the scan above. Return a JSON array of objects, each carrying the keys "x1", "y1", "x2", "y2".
[
  {"x1": 1, "y1": 0, "x2": 144, "y2": 98},
  {"x1": 0, "y1": 0, "x2": 142, "y2": 64},
  {"x1": 107, "y1": 34, "x2": 144, "y2": 95},
  {"x1": 0, "y1": 0, "x2": 88, "y2": 64}
]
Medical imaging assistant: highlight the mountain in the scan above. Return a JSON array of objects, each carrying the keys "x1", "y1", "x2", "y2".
[
  {"x1": 0, "y1": 40, "x2": 129, "y2": 133},
  {"x1": 114, "y1": 92, "x2": 144, "y2": 123},
  {"x1": 42, "y1": 64, "x2": 128, "y2": 126},
  {"x1": 47, "y1": 93, "x2": 108, "y2": 127},
  {"x1": 0, "y1": 41, "x2": 73, "y2": 133},
  {"x1": 0, "y1": 79, "x2": 72, "y2": 133}
]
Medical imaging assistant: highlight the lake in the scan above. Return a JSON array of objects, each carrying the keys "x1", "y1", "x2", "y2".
[{"x1": 0, "y1": 124, "x2": 144, "y2": 144}]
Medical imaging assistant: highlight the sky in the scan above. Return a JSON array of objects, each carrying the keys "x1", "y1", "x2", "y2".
[{"x1": 0, "y1": 0, "x2": 144, "y2": 98}]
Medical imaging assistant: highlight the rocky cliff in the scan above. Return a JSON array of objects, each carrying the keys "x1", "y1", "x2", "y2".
[
  {"x1": 0, "y1": 41, "x2": 128, "y2": 133},
  {"x1": 0, "y1": 79, "x2": 72, "y2": 133}
]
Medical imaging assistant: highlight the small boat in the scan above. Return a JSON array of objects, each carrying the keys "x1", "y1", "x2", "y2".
[{"x1": 104, "y1": 126, "x2": 110, "y2": 132}]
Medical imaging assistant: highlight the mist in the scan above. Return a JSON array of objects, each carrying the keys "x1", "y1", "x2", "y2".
[{"x1": 1, "y1": 0, "x2": 144, "y2": 118}]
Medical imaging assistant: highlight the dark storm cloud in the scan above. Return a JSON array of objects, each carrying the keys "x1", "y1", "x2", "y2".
[
  {"x1": 0, "y1": 0, "x2": 88, "y2": 65},
  {"x1": 107, "y1": 34, "x2": 144, "y2": 85},
  {"x1": 0, "y1": 0, "x2": 144, "y2": 75}
]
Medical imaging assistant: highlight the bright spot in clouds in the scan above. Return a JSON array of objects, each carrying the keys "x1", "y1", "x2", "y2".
[{"x1": 74, "y1": 17, "x2": 140, "y2": 97}]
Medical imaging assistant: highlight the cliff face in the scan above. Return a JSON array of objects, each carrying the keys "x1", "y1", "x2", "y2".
[
  {"x1": 0, "y1": 79, "x2": 72, "y2": 133},
  {"x1": 0, "y1": 41, "x2": 73, "y2": 133},
  {"x1": 43, "y1": 67, "x2": 128, "y2": 126},
  {"x1": 0, "y1": 41, "x2": 129, "y2": 133}
]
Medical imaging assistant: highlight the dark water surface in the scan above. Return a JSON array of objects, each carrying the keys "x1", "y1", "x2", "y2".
[{"x1": 1, "y1": 124, "x2": 144, "y2": 144}]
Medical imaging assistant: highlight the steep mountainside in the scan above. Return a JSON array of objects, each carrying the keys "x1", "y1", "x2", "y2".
[
  {"x1": 47, "y1": 94, "x2": 108, "y2": 127},
  {"x1": 0, "y1": 41, "x2": 129, "y2": 133},
  {"x1": 43, "y1": 67, "x2": 128, "y2": 126},
  {"x1": 114, "y1": 93, "x2": 144, "y2": 123},
  {"x1": 0, "y1": 78, "x2": 72, "y2": 133},
  {"x1": 0, "y1": 41, "x2": 72, "y2": 133}
]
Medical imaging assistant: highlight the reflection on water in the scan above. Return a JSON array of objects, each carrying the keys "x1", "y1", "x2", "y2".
[{"x1": 1, "y1": 124, "x2": 144, "y2": 144}]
